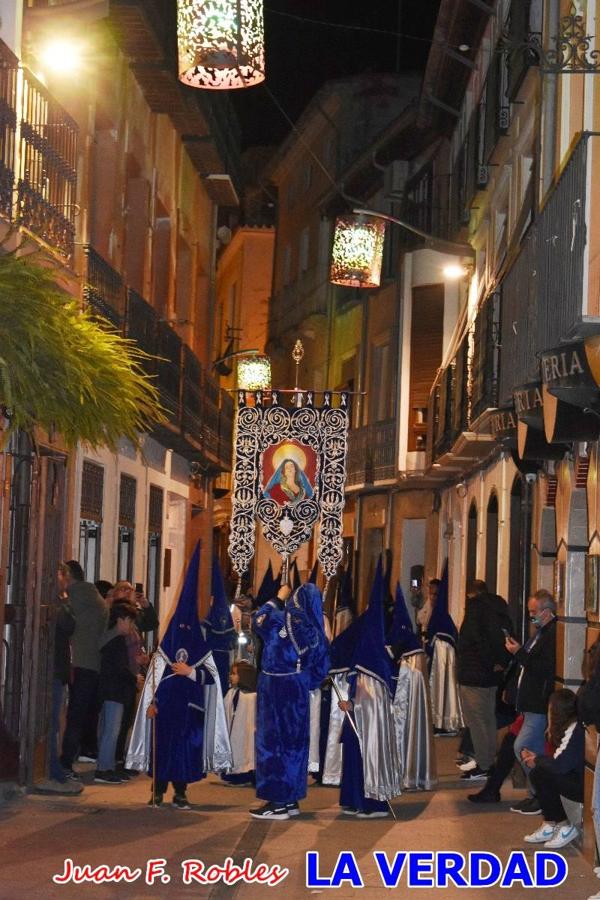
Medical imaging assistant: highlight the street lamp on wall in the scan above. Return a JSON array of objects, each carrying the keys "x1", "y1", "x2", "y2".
[
  {"x1": 330, "y1": 213, "x2": 386, "y2": 289},
  {"x1": 177, "y1": 0, "x2": 265, "y2": 90}
]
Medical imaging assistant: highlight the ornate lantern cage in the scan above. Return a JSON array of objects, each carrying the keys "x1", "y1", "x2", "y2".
[
  {"x1": 330, "y1": 213, "x2": 386, "y2": 289},
  {"x1": 177, "y1": 0, "x2": 265, "y2": 90},
  {"x1": 237, "y1": 354, "x2": 271, "y2": 391}
]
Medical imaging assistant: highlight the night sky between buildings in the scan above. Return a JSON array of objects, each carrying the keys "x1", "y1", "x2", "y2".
[{"x1": 232, "y1": 0, "x2": 442, "y2": 148}]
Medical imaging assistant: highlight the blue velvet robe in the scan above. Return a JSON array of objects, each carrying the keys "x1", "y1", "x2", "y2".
[
  {"x1": 150, "y1": 664, "x2": 214, "y2": 784},
  {"x1": 254, "y1": 596, "x2": 329, "y2": 803}
]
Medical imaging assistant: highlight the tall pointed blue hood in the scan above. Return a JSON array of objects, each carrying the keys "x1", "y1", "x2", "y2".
[
  {"x1": 256, "y1": 560, "x2": 275, "y2": 604},
  {"x1": 350, "y1": 557, "x2": 394, "y2": 692},
  {"x1": 426, "y1": 560, "x2": 457, "y2": 647},
  {"x1": 387, "y1": 582, "x2": 420, "y2": 653},
  {"x1": 291, "y1": 559, "x2": 302, "y2": 591},
  {"x1": 160, "y1": 541, "x2": 210, "y2": 665},
  {"x1": 203, "y1": 555, "x2": 234, "y2": 635}
]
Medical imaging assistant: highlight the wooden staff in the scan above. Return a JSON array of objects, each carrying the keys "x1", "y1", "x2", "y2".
[{"x1": 329, "y1": 676, "x2": 397, "y2": 820}]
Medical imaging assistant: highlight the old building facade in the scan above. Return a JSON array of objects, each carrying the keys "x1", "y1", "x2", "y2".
[{"x1": 0, "y1": 0, "x2": 238, "y2": 786}]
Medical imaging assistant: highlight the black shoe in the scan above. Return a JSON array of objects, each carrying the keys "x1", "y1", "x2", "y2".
[
  {"x1": 94, "y1": 770, "x2": 124, "y2": 784},
  {"x1": 460, "y1": 766, "x2": 489, "y2": 781},
  {"x1": 286, "y1": 802, "x2": 300, "y2": 817},
  {"x1": 467, "y1": 789, "x2": 501, "y2": 804},
  {"x1": 249, "y1": 802, "x2": 289, "y2": 820},
  {"x1": 115, "y1": 768, "x2": 131, "y2": 781},
  {"x1": 510, "y1": 796, "x2": 542, "y2": 815},
  {"x1": 173, "y1": 794, "x2": 192, "y2": 810},
  {"x1": 124, "y1": 768, "x2": 141, "y2": 777},
  {"x1": 147, "y1": 794, "x2": 163, "y2": 807},
  {"x1": 63, "y1": 769, "x2": 82, "y2": 783}
]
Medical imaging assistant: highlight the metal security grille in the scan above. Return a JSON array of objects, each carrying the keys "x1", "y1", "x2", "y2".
[
  {"x1": 119, "y1": 474, "x2": 137, "y2": 528},
  {"x1": 80, "y1": 461, "x2": 104, "y2": 521},
  {"x1": 148, "y1": 485, "x2": 163, "y2": 533}
]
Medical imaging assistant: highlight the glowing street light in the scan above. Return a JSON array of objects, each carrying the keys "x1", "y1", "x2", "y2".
[
  {"x1": 443, "y1": 263, "x2": 471, "y2": 280},
  {"x1": 177, "y1": 0, "x2": 265, "y2": 90},
  {"x1": 40, "y1": 39, "x2": 84, "y2": 74}
]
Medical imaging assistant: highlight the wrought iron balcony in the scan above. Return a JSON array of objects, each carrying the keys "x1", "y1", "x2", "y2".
[
  {"x1": 0, "y1": 40, "x2": 17, "y2": 220},
  {"x1": 268, "y1": 266, "x2": 329, "y2": 343},
  {"x1": 470, "y1": 293, "x2": 500, "y2": 424},
  {"x1": 346, "y1": 420, "x2": 396, "y2": 488},
  {"x1": 83, "y1": 246, "x2": 126, "y2": 327},
  {"x1": 17, "y1": 67, "x2": 78, "y2": 259},
  {"x1": 498, "y1": 132, "x2": 592, "y2": 407},
  {"x1": 428, "y1": 335, "x2": 470, "y2": 463}
]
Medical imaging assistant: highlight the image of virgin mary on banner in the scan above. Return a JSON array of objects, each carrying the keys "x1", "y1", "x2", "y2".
[{"x1": 228, "y1": 390, "x2": 350, "y2": 582}]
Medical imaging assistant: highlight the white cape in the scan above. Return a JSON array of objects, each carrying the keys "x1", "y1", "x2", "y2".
[
  {"x1": 308, "y1": 688, "x2": 322, "y2": 773},
  {"x1": 126, "y1": 648, "x2": 233, "y2": 773},
  {"x1": 393, "y1": 649, "x2": 438, "y2": 790},
  {"x1": 354, "y1": 671, "x2": 402, "y2": 801},
  {"x1": 322, "y1": 673, "x2": 349, "y2": 786},
  {"x1": 224, "y1": 689, "x2": 255, "y2": 774},
  {"x1": 429, "y1": 636, "x2": 464, "y2": 732}
]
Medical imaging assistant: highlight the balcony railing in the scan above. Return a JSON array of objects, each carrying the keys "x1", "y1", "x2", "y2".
[
  {"x1": 346, "y1": 420, "x2": 396, "y2": 488},
  {"x1": 0, "y1": 38, "x2": 78, "y2": 258},
  {"x1": 429, "y1": 334, "x2": 470, "y2": 462},
  {"x1": 471, "y1": 293, "x2": 500, "y2": 423},
  {"x1": 0, "y1": 40, "x2": 17, "y2": 219},
  {"x1": 83, "y1": 245, "x2": 126, "y2": 327},
  {"x1": 269, "y1": 266, "x2": 329, "y2": 342},
  {"x1": 498, "y1": 132, "x2": 591, "y2": 406},
  {"x1": 17, "y1": 68, "x2": 78, "y2": 259},
  {"x1": 80, "y1": 250, "x2": 231, "y2": 467}
]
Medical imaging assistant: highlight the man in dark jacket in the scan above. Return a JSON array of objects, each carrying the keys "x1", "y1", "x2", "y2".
[
  {"x1": 95, "y1": 603, "x2": 140, "y2": 783},
  {"x1": 457, "y1": 580, "x2": 513, "y2": 781},
  {"x1": 59, "y1": 560, "x2": 108, "y2": 776},
  {"x1": 505, "y1": 589, "x2": 557, "y2": 815}
]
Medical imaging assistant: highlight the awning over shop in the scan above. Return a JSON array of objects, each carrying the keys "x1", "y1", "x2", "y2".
[{"x1": 540, "y1": 338, "x2": 600, "y2": 443}]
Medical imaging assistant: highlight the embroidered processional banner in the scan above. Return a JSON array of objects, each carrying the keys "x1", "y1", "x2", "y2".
[{"x1": 228, "y1": 390, "x2": 350, "y2": 581}]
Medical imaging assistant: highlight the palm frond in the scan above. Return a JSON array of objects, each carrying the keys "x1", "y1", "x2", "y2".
[{"x1": 0, "y1": 254, "x2": 166, "y2": 449}]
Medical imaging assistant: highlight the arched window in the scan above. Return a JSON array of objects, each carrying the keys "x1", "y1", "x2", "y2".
[
  {"x1": 486, "y1": 493, "x2": 499, "y2": 593},
  {"x1": 466, "y1": 501, "x2": 478, "y2": 588}
]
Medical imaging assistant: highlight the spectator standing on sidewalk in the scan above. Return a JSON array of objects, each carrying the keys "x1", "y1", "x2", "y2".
[
  {"x1": 505, "y1": 589, "x2": 557, "y2": 816},
  {"x1": 457, "y1": 580, "x2": 514, "y2": 783},
  {"x1": 95, "y1": 602, "x2": 141, "y2": 784},
  {"x1": 59, "y1": 560, "x2": 108, "y2": 777}
]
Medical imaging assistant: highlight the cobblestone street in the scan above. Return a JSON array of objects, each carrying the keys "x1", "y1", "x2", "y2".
[{"x1": 0, "y1": 741, "x2": 596, "y2": 899}]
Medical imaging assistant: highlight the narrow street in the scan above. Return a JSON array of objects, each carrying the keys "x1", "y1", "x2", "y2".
[{"x1": 0, "y1": 741, "x2": 596, "y2": 899}]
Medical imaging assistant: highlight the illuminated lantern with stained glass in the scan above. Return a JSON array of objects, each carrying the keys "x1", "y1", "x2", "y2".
[
  {"x1": 330, "y1": 214, "x2": 386, "y2": 288},
  {"x1": 237, "y1": 355, "x2": 271, "y2": 391},
  {"x1": 177, "y1": 0, "x2": 265, "y2": 90}
]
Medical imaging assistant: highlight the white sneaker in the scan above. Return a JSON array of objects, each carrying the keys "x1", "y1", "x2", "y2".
[
  {"x1": 524, "y1": 822, "x2": 557, "y2": 844},
  {"x1": 593, "y1": 866, "x2": 600, "y2": 877},
  {"x1": 544, "y1": 823, "x2": 578, "y2": 849},
  {"x1": 458, "y1": 758, "x2": 477, "y2": 772}
]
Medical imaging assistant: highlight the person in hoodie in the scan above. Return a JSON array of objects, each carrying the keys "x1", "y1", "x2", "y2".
[
  {"x1": 457, "y1": 579, "x2": 514, "y2": 782},
  {"x1": 95, "y1": 602, "x2": 140, "y2": 784},
  {"x1": 59, "y1": 560, "x2": 108, "y2": 777}
]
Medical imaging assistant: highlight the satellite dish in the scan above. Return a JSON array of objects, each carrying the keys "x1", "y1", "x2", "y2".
[{"x1": 217, "y1": 225, "x2": 232, "y2": 245}]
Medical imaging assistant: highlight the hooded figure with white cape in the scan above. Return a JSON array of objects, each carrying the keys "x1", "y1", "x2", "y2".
[
  {"x1": 338, "y1": 559, "x2": 401, "y2": 818},
  {"x1": 388, "y1": 583, "x2": 437, "y2": 791},
  {"x1": 126, "y1": 542, "x2": 232, "y2": 808},
  {"x1": 202, "y1": 555, "x2": 237, "y2": 697},
  {"x1": 426, "y1": 561, "x2": 463, "y2": 734}
]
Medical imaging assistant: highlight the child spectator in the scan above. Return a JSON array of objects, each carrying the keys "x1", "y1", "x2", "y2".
[
  {"x1": 95, "y1": 602, "x2": 141, "y2": 784},
  {"x1": 222, "y1": 661, "x2": 257, "y2": 786},
  {"x1": 521, "y1": 689, "x2": 584, "y2": 849}
]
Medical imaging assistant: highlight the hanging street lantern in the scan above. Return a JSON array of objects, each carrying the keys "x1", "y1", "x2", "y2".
[
  {"x1": 177, "y1": 0, "x2": 265, "y2": 90},
  {"x1": 237, "y1": 354, "x2": 271, "y2": 390},
  {"x1": 330, "y1": 213, "x2": 386, "y2": 289}
]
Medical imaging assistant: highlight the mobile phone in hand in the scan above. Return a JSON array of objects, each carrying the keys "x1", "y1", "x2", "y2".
[
  {"x1": 135, "y1": 582, "x2": 144, "y2": 594},
  {"x1": 502, "y1": 627, "x2": 510, "y2": 638}
]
